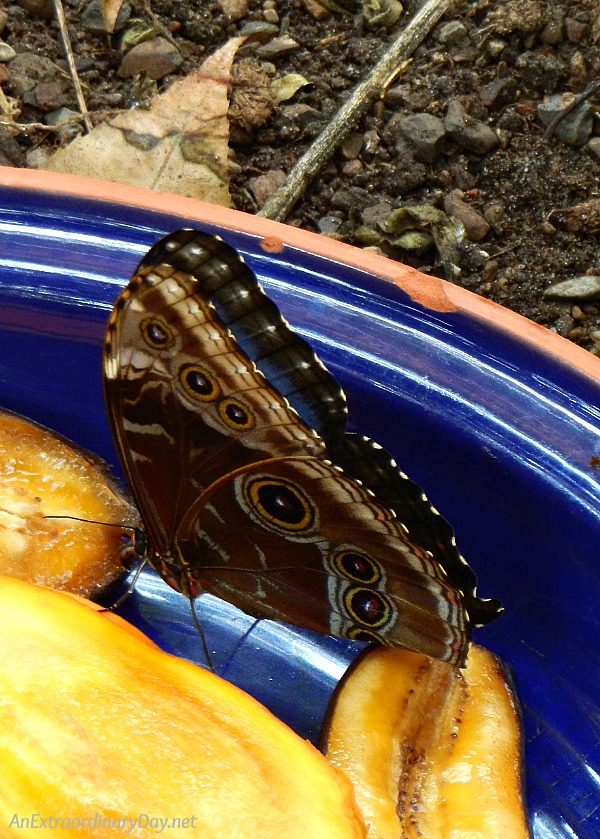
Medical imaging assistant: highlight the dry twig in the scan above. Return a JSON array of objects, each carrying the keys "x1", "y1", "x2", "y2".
[
  {"x1": 543, "y1": 78, "x2": 600, "y2": 141},
  {"x1": 52, "y1": 0, "x2": 93, "y2": 133},
  {"x1": 258, "y1": 0, "x2": 450, "y2": 222}
]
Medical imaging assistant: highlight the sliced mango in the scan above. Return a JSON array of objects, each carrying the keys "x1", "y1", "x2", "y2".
[
  {"x1": 323, "y1": 645, "x2": 530, "y2": 839},
  {"x1": 0, "y1": 576, "x2": 365, "y2": 839},
  {"x1": 0, "y1": 409, "x2": 138, "y2": 596}
]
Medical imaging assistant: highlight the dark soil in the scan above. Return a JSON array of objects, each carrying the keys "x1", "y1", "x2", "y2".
[{"x1": 2, "y1": 0, "x2": 599, "y2": 349}]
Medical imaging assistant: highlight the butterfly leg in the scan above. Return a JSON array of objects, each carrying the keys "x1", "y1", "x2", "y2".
[{"x1": 188, "y1": 595, "x2": 215, "y2": 672}]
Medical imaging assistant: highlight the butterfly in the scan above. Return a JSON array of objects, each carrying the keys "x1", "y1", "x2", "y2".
[{"x1": 103, "y1": 230, "x2": 500, "y2": 667}]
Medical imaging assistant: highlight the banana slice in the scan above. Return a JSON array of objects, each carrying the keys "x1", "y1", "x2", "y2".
[
  {"x1": 323, "y1": 644, "x2": 530, "y2": 839},
  {"x1": 0, "y1": 408, "x2": 138, "y2": 597}
]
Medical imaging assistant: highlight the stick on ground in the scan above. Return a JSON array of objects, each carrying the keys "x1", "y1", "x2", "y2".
[
  {"x1": 52, "y1": 0, "x2": 93, "y2": 134},
  {"x1": 258, "y1": 0, "x2": 450, "y2": 222}
]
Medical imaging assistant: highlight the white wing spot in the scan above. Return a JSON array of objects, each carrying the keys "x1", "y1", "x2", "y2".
[
  {"x1": 123, "y1": 419, "x2": 175, "y2": 444},
  {"x1": 104, "y1": 356, "x2": 118, "y2": 379}
]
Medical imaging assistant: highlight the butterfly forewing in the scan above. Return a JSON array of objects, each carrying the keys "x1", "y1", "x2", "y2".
[
  {"x1": 104, "y1": 230, "x2": 500, "y2": 667},
  {"x1": 104, "y1": 258, "x2": 324, "y2": 547},
  {"x1": 135, "y1": 230, "x2": 348, "y2": 446}
]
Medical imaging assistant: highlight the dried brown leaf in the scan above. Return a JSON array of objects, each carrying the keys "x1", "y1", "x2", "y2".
[
  {"x1": 40, "y1": 37, "x2": 246, "y2": 206},
  {"x1": 102, "y1": 0, "x2": 126, "y2": 33}
]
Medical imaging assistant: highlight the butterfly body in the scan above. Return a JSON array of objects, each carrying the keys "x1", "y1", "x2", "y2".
[{"x1": 104, "y1": 230, "x2": 500, "y2": 666}]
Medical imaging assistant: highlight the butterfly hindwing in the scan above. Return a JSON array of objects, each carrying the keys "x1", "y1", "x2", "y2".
[{"x1": 172, "y1": 455, "x2": 468, "y2": 663}]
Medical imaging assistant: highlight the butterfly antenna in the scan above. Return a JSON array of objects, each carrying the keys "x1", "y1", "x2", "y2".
[
  {"x1": 189, "y1": 596, "x2": 215, "y2": 673},
  {"x1": 43, "y1": 514, "x2": 137, "y2": 530}
]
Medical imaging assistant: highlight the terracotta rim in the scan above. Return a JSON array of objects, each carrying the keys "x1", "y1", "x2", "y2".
[{"x1": 2, "y1": 165, "x2": 599, "y2": 381}]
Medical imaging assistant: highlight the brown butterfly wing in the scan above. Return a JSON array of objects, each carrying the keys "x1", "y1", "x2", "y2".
[
  {"x1": 330, "y1": 434, "x2": 502, "y2": 626},
  {"x1": 173, "y1": 457, "x2": 469, "y2": 664},
  {"x1": 104, "y1": 252, "x2": 325, "y2": 548},
  {"x1": 104, "y1": 229, "x2": 497, "y2": 667}
]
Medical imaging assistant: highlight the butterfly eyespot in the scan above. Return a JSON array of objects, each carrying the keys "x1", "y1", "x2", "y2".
[
  {"x1": 247, "y1": 478, "x2": 315, "y2": 531},
  {"x1": 344, "y1": 587, "x2": 392, "y2": 629},
  {"x1": 218, "y1": 398, "x2": 255, "y2": 430},
  {"x1": 333, "y1": 550, "x2": 382, "y2": 584},
  {"x1": 180, "y1": 364, "x2": 221, "y2": 401},
  {"x1": 347, "y1": 627, "x2": 383, "y2": 644},
  {"x1": 141, "y1": 318, "x2": 175, "y2": 350}
]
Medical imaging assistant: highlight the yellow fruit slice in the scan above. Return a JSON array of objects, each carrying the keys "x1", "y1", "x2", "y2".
[
  {"x1": 0, "y1": 576, "x2": 365, "y2": 839},
  {"x1": 0, "y1": 409, "x2": 138, "y2": 596},
  {"x1": 323, "y1": 645, "x2": 530, "y2": 839}
]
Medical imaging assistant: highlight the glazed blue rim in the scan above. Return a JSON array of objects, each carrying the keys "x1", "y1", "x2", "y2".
[{"x1": 0, "y1": 178, "x2": 599, "y2": 838}]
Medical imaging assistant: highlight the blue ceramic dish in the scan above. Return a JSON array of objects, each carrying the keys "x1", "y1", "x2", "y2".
[{"x1": 0, "y1": 169, "x2": 598, "y2": 838}]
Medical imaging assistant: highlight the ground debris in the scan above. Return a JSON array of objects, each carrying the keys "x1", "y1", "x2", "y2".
[
  {"x1": 550, "y1": 199, "x2": 600, "y2": 234},
  {"x1": 3, "y1": 0, "x2": 600, "y2": 352}
]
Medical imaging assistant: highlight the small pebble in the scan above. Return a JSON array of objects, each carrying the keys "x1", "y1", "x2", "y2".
[
  {"x1": 483, "y1": 201, "x2": 506, "y2": 233},
  {"x1": 444, "y1": 99, "x2": 499, "y2": 155},
  {"x1": 18, "y1": 0, "x2": 54, "y2": 15},
  {"x1": 256, "y1": 36, "x2": 300, "y2": 59},
  {"x1": 330, "y1": 187, "x2": 370, "y2": 213},
  {"x1": 482, "y1": 260, "x2": 499, "y2": 283},
  {"x1": 586, "y1": 137, "x2": 600, "y2": 162},
  {"x1": 44, "y1": 106, "x2": 79, "y2": 125},
  {"x1": 565, "y1": 17, "x2": 587, "y2": 43},
  {"x1": 397, "y1": 113, "x2": 446, "y2": 163},
  {"x1": 569, "y1": 51, "x2": 588, "y2": 86},
  {"x1": 102, "y1": 91, "x2": 124, "y2": 108},
  {"x1": 117, "y1": 38, "x2": 183, "y2": 80},
  {"x1": 218, "y1": 0, "x2": 248, "y2": 19},
  {"x1": 341, "y1": 159, "x2": 363, "y2": 176},
  {"x1": 437, "y1": 21, "x2": 469, "y2": 45},
  {"x1": 239, "y1": 22, "x2": 279, "y2": 43},
  {"x1": 447, "y1": 155, "x2": 476, "y2": 190},
  {"x1": 538, "y1": 93, "x2": 594, "y2": 147},
  {"x1": 299, "y1": 0, "x2": 330, "y2": 20},
  {"x1": 0, "y1": 40, "x2": 16, "y2": 62},
  {"x1": 340, "y1": 132, "x2": 363, "y2": 160},
  {"x1": 26, "y1": 147, "x2": 53, "y2": 169},
  {"x1": 443, "y1": 192, "x2": 490, "y2": 241},
  {"x1": 486, "y1": 38, "x2": 507, "y2": 58},
  {"x1": 247, "y1": 169, "x2": 287, "y2": 206},
  {"x1": 540, "y1": 9, "x2": 564, "y2": 45},
  {"x1": 543, "y1": 276, "x2": 600, "y2": 301},
  {"x1": 317, "y1": 215, "x2": 343, "y2": 235},
  {"x1": 6, "y1": 53, "x2": 62, "y2": 96},
  {"x1": 479, "y1": 77, "x2": 515, "y2": 109},
  {"x1": 0, "y1": 11, "x2": 8, "y2": 34},
  {"x1": 362, "y1": 129, "x2": 380, "y2": 156},
  {"x1": 44, "y1": 107, "x2": 82, "y2": 142},
  {"x1": 553, "y1": 314, "x2": 574, "y2": 338},
  {"x1": 32, "y1": 80, "x2": 69, "y2": 111}
]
